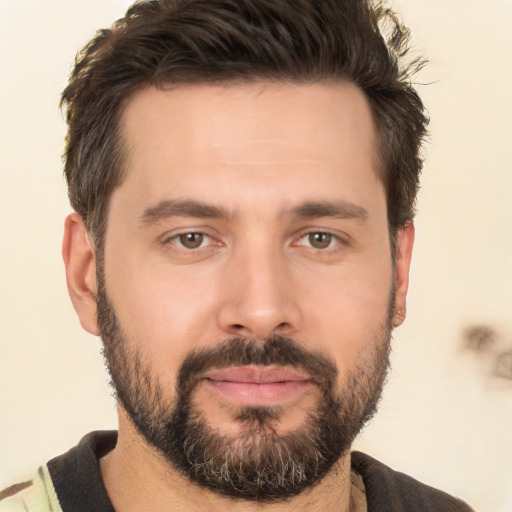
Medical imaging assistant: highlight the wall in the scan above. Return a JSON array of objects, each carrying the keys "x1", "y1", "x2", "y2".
[{"x1": 0, "y1": 1, "x2": 510, "y2": 510}]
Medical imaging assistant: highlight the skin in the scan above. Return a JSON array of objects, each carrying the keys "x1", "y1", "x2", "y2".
[{"x1": 63, "y1": 82, "x2": 414, "y2": 511}]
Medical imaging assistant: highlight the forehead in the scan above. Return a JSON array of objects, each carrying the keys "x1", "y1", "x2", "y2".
[{"x1": 115, "y1": 81, "x2": 383, "y2": 216}]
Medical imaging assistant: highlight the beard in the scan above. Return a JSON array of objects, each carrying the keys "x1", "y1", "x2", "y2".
[{"x1": 96, "y1": 279, "x2": 392, "y2": 503}]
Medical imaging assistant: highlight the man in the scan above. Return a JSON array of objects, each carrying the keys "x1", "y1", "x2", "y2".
[{"x1": 0, "y1": 0, "x2": 474, "y2": 510}]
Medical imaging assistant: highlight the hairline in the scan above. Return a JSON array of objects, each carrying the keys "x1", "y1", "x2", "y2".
[{"x1": 89, "y1": 77, "x2": 405, "y2": 267}]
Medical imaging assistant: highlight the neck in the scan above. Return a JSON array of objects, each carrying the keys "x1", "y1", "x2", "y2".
[{"x1": 100, "y1": 412, "x2": 354, "y2": 512}]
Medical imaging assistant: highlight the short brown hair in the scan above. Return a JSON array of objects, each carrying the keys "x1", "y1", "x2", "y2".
[{"x1": 61, "y1": 0, "x2": 428, "y2": 248}]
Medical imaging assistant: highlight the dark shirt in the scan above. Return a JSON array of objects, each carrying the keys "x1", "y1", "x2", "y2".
[{"x1": 45, "y1": 431, "x2": 474, "y2": 512}]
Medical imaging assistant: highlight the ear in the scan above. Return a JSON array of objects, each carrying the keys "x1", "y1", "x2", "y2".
[
  {"x1": 392, "y1": 221, "x2": 415, "y2": 327},
  {"x1": 62, "y1": 213, "x2": 100, "y2": 335}
]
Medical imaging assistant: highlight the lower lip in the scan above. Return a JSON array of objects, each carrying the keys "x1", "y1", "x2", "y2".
[{"x1": 204, "y1": 379, "x2": 312, "y2": 406}]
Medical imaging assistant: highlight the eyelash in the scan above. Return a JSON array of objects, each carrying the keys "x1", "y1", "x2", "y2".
[
  {"x1": 162, "y1": 229, "x2": 346, "y2": 253},
  {"x1": 164, "y1": 231, "x2": 214, "y2": 250},
  {"x1": 294, "y1": 231, "x2": 345, "y2": 251}
]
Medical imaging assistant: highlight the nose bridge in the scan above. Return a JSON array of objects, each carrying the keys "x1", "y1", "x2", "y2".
[{"x1": 218, "y1": 237, "x2": 300, "y2": 339}]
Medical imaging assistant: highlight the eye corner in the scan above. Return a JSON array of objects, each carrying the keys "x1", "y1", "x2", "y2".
[
  {"x1": 291, "y1": 228, "x2": 352, "y2": 255},
  {"x1": 158, "y1": 229, "x2": 218, "y2": 251}
]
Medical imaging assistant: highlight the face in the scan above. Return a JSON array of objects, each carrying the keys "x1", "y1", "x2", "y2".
[{"x1": 65, "y1": 82, "x2": 413, "y2": 501}]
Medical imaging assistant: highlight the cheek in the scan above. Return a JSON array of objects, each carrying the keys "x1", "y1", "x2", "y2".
[
  {"x1": 296, "y1": 263, "x2": 393, "y2": 361},
  {"x1": 104, "y1": 254, "x2": 221, "y2": 367}
]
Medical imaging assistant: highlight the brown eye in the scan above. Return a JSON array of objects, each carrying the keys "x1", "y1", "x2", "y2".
[
  {"x1": 308, "y1": 232, "x2": 333, "y2": 249},
  {"x1": 178, "y1": 233, "x2": 205, "y2": 249}
]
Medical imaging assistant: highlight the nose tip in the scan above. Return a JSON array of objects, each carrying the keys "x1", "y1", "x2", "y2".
[{"x1": 216, "y1": 255, "x2": 301, "y2": 340}]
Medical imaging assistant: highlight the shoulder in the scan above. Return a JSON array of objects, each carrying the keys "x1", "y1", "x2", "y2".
[
  {"x1": 2, "y1": 431, "x2": 117, "y2": 512},
  {"x1": 0, "y1": 466, "x2": 62, "y2": 512},
  {"x1": 351, "y1": 451, "x2": 475, "y2": 512}
]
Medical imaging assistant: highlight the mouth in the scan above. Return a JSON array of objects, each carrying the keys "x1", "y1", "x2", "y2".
[{"x1": 202, "y1": 366, "x2": 313, "y2": 406}]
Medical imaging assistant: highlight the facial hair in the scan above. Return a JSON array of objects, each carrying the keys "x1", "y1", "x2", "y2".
[{"x1": 96, "y1": 280, "x2": 392, "y2": 502}]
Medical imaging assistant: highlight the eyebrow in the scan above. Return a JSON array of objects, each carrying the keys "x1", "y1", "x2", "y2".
[
  {"x1": 139, "y1": 198, "x2": 369, "y2": 226},
  {"x1": 139, "y1": 199, "x2": 229, "y2": 225},
  {"x1": 291, "y1": 201, "x2": 369, "y2": 222}
]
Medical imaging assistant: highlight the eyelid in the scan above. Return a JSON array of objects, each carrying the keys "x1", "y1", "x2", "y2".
[
  {"x1": 292, "y1": 228, "x2": 349, "y2": 250},
  {"x1": 299, "y1": 232, "x2": 339, "y2": 247},
  {"x1": 159, "y1": 228, "x2": 218, "y2": 247},
  {"x1": 157, "y1": 226, "x2": 349, "y2": 252}
]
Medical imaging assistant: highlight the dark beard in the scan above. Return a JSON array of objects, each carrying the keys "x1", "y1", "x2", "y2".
[{"x1": 97, "y1": 282, "x2": 391, "y2": 502}]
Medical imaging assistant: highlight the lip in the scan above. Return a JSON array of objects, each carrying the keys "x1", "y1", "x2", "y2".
[{"x1": 202, "y1": 366, "x2": 312, "y2": 406}]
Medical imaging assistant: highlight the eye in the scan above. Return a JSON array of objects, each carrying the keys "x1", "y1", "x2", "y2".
[
  {"x1": 298, "y1": 232, "x2": 340, "y2": 250},
  {"x1": 172, "y1": 232, "x2": 211, "y2": 249}
]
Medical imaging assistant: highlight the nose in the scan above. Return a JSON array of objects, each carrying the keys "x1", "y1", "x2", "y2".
[{"x1": 216, "y1": 245, "x2": 302, "y2": 340}]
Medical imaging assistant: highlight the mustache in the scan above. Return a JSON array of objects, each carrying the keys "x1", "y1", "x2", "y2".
[{"x1": 176, "y1": 335, "x2": 338, "y2": 395}]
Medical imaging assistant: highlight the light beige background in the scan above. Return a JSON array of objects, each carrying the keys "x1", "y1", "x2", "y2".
[{"x1": 1, "y1": 1, "x2": 511, "y2": 510}]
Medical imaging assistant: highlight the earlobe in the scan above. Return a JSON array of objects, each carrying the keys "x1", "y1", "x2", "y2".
[
  {"x1": 62, "y1": 213, "x2": 100, "y2": 335},
  {"x1": 392, "y1": 221, "x2": 415, "y2": 327}
]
